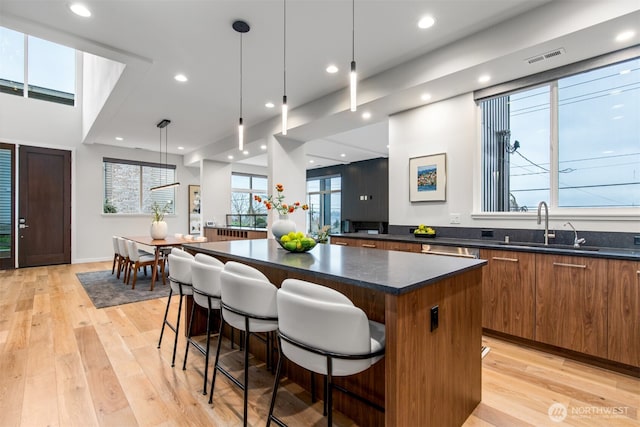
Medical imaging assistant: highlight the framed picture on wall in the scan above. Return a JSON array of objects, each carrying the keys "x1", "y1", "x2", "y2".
[
  {"x1": 409, "y1": 153, "x2": 446, "y2": 202},
  {"x1": 188, "y1": 185, "x2": 201, "y2": 235}
]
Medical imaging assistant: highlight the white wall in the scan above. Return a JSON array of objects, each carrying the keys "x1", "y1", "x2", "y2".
[
  {"x1": 74, "y1": 143, "x2": 199, "y2": 263},
  {"x1": 82, "y1": 53, "x2": 125, "y2": 141},
  {"x1": 200, "y1": 159, "x2": 232, "y2": 227},
  {"x1": 388, "y1": 93, "x2": 639, "y2": 233},
  {"x1": 389, "y1": 93, "x2": 477, "y2": 227}
]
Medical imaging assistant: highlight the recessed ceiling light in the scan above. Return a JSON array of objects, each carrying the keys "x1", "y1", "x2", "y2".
[
  {"x1": 177, "y1": 146, "x2": 184, "y2": 150},
  {"x1": 418, "y1": 16, "x2": 436, "y2": 29},
  {"x1": 174, "y1": 74, "x2": 188, "y2": 82},
  {"x1": 386, "y1": 145, "x2": 389, "y2": 149},
  {"x1": 603, "y1": 150, "x2": 614, "y2": 154},
  {"x1": 265, "y1": 102, "x2": 275, "y2": 108},
  {"x1": 610, "y1": 89, "x2": 622, "y2": 96},
  {"x1": 227, "y1": 155, "x2": 234, "y2": 160},
  {"x1": 115, "y1": 136, "x2": 123, "y2": 141},
  {"x1": 243, "y1": 150, "x2": 249, "y2": 155},
  {"x1": 615, "y1": 30, "x2": 635, "y2": 42},
  {"x1": 612, "y1": 115, "x2": 624, "y2": 120},
  {"x1": 309, "y1": 160, "x2": 315, "y2": 164},
  {"x1": 362, "y1": 111, "x2": 371, "y2": 119},
  {"x1": 612, "y1": 104, "x2": 624, "y2": 109},
  {"x1": 421, "y1": 93, "x2": 432, "y2": 101},
  {"x1": 619, "y1": 69, "x2": 631, "y2": 75},
  {"x1": 478, "y1": 75, "x2": 491, "y2": 84},
  {"x1": 326, "y1": 65, "x2": 339, "y2": 74},
  {"x1": 260, "y1": 144, "x2": 267, "y2": 150},
  {"x1": 69, "y1": 3, "x2": 91, "y2": 17},
  {"x1": 340, "y1": 153, "x2": 346, "y2": 157}
]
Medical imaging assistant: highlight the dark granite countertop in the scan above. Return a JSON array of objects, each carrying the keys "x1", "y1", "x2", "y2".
[
  {"x1": 331, "y1": 233, "x2": 640, "y2": 261},
  {"x1": 183, "y1": 239, "x2": 486, "y2": 295}
]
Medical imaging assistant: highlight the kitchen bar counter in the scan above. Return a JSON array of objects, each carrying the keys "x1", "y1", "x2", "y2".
[{"x1": 183, "y1": 239, "x2": 486, "y2": 426}]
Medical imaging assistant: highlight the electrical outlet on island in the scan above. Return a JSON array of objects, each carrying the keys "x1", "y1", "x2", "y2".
[{"x1": 449, "y1": 213, "x2": 461, "y2": 224}]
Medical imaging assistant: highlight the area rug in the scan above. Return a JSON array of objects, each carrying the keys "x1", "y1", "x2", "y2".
[{"x1": 76, "y1": 270, "x2": 171, "y2": 309}]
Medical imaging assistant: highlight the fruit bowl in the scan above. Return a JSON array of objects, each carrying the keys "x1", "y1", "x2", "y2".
[
  {"x1": 277, "y1": 232, "x2": 317, "y2": 253},
  {"x1": 413, "y1": 224, "x2": 436, "y2": 238},
  {"x1": 414, "y1": 232, "x2": 436, "y2": 238}
]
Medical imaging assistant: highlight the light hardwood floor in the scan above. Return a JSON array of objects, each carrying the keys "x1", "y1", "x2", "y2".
[{"x1": 0, "y1": 262, "x2": 637, "y2": 427}]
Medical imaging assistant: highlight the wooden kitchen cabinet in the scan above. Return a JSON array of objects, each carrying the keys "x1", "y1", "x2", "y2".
[
  {"x1": 535, "y1": 254, "x2": 608, "y2": 358},
  {"x1": 382, "y1": 240, "x2": 421, "y2": 253},
  {"x1": 480, "y1": 249, "x2": 536, "y2": 339},
  {"x1": 607, "y1": 259, "x2": 640, "y2": 367},
  {"x1": 330, "y1": 236, "x2": 380, "y2": 249}
]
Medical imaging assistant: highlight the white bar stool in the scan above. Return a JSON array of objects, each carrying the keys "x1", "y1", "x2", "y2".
[
  {"x1": 209, "y1": 261, "x2": 279, "y2": 427},
  {"x1": 157, "y1": 248, "x2": 194, "y2": 367},
  {"x1": 267, "y1": 279, "x2": 385, "y2": 427}
]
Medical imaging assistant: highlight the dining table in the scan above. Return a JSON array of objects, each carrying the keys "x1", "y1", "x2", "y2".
[{"x1": 124, "y1": 235, "x2": 199, "y2": 291}]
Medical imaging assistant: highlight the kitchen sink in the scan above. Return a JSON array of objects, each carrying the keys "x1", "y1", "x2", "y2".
[{"x1": 498, "y1": 241, "x2": 600, "y2": 251}]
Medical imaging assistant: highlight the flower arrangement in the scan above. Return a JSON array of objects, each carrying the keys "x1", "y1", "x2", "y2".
[
  {"x1": 254, "y1": 184, "x2": 309, "y2": 216},
  {"x1": 151, "y1": 201, "x2": 171, "y2": 223}
]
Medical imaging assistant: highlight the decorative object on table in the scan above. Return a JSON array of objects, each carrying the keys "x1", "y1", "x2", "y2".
[
  {"x1": 76, "y1": 270, "x2": 171, "y2": 309},
  {"x1": 409, "y1": 152, "x2": 446, "y2": 202},
  {"x1": 313, "y1": 224, "x2": 331, "y2": 243},
  {"x1": 254, "y1": 184, "x2": 308, "y2": 239},
  {"x1": 150, "y1": 201, "x2": 169, "y2": 239},
  {"x1": 188, "y1": 185, "x2": 201, "y2": 235},
  {"x1": 413, "y1": 224, "x2": 436, "y2": 238},
  {"x1": 277, "y1": 231, "x2": 317, "y2": 253}
]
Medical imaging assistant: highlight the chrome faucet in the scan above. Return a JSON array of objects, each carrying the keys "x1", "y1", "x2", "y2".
[
  {"x1": 536, "y1": 201, "x2": 555, "y2": 245},
  {"x1": 564, "y1": 222, "x2": 586, "y2": 248}
]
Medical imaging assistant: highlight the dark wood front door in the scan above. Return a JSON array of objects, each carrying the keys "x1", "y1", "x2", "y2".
[{"x1": 18, "y1": 146, "x2": 71, "y2": 267}]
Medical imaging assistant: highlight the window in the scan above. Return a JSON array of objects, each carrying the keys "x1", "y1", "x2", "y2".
[
  {"x1": 230, "y1": 173, "x2": 268, "y2": 228},
  {"x1": 103, "y1": 158, "x2": 176, "y2": 215},
  {"x1": 480, "y1": 56, "x2": 639, "y2": 211},
  {"x1": 0, "y1": 25, "x2": 75, "y2": 105},
  {"x1": 307, "y1": 176, "x2": 341, "y2": 234}
]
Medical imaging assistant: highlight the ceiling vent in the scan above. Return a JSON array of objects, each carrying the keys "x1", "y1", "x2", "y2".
[{"x1": 525, "y1": 48, "x2": 565, "y2": 65}]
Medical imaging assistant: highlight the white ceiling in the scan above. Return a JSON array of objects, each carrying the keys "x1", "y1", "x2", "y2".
[{"x1": 0, "y1": 0, "x2": 638, "y2": 169}]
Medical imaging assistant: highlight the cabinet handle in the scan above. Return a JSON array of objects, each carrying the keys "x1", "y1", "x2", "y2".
[
  {"x1": 334, "y1": 242, "x2": 348, "y2": 246},
  {"x1": 361, "y1": 244, "x2": 377, "y2": 248},
  {"x1": 553, "y1": 262, "x2": 586, "y2": 269},
  {"x1": 636, "y1": 270, "x2": 640, "y2": 275},
  {"x1": 492, "y1": 256, "x2": 518, "y2": 262}
]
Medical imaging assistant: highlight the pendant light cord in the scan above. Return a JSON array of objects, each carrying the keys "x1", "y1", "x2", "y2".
[
  {"x1": 240, "y1": 33, "x2": 243, "y2": 119},
  {"x1": 283, "y1": 0, "x2": 287, "y2": 96},
  {"x1": 351, "y1": 0, "x2": 355, "y2": 61}
]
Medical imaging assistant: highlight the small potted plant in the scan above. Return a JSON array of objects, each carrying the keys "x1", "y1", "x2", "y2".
[{"x1": 150, "y1": 201, "x2": 170, "y2": 239}]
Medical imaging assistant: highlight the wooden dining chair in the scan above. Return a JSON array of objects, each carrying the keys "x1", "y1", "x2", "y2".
[{"x1": 126, "y1": 239, "x2": 161, "y2": 290}]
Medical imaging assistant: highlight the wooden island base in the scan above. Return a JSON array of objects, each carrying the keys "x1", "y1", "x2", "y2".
[{"x1": 185, "y1": 240, "x2": 484, "y2": 426}]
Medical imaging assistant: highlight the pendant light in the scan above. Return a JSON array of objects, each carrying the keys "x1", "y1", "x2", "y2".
[
  {"x1": 233, "y1": 20, "x2": 250, "y2": 151},
  {"x1": 150, "y1": 119, "x2": 180, "y2": 192},
  {"x1": 282, "y1": 0, "x2": 288, "y2": 135},
  {"x1": 349, "y1": 0, "x2": 357, "y2": 112}
]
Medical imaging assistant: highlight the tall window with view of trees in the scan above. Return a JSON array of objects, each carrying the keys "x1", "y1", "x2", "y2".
[
  {"x1": 480, "y1": 56, "x2": 639, "y2": 211},
  {"x1": 230, "y1": 173, "x2": 268, "y2": 228},
  {"x1": 306, "y1": 176, "x2": 341, "y2": 235}
]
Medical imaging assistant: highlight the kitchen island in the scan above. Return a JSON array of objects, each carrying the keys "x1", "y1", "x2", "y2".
[{"x1": 183, "y1": 239, "x2": 487, "y2": 426}]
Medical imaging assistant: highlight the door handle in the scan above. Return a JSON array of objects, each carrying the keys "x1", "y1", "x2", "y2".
[{"x1": 19, "y1": 224, "x2": 29, "y2": 229}]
